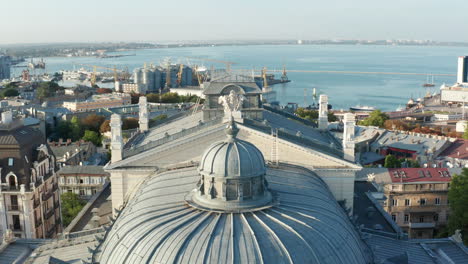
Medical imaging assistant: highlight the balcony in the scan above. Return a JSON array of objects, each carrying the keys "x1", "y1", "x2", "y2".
[
  {"x1": 7, "y1": 205, "x2": 22, "y2": 212},
  {"x1": 42, "y1": 191, "x2": 53, "y2": 201},
  {"x1": 45, "y1": 207, "x2": 55, "y2": 219},
  {"x1": 35, "y1": 218, "x2": 42, "y2": 228},
  {"x1": 409, "y1": 222, "x2": 436, "y2": 229}
]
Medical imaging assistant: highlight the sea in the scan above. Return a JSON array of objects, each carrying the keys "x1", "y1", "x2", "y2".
[{"x1": 14, "y1": 44, "x2": 467, "y2": 111}]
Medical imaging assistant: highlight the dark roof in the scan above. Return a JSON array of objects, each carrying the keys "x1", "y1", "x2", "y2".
[
  {"x1": 353, "y1": 181, "x2": 398, "y2": 233},
  {"x1": 440, "y1": 139, "x2": 468, "y2": 160},
  {"x1": 58, "y1": 165, "x2": 107, "y2": 176},
  {"x1": 0, "y1": 126, "x2": 42, "y2": 146}
]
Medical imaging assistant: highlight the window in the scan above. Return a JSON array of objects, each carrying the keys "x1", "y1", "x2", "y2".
[
  {"x1": 435, "y1": 198, "x2": 441, "y2": 205},
  {"x1": 391, "y1": 199, "x2": 398, "y2": 206},
  {"x1": 67, "y1": 189, "x2": 72, "y2": 193},
  {"x1": 419, "y1": 216, "x2": 424, "y2": 223},
  {"x1": 405, "y1": 199, "x2": 411, "y2": 206},
  {"x1": 434, "y1": 214, "x2": 439, "y2": 222},
  {"x1": 391, "y1": 214, "x2": 396, "y2": 222},
  {"x1": 79, "y1": 179, "x2": 84, "y2": 184},
  {"x1": 419, "y1": 198, "x2": 426, "y2": 205},
  {"x1": 8, "y1": 175, "x2": 16, "y2": 187},
  {"x1": 8, "y1": 158, "x2": 14, "y2": 166},
  {"x1": 404, "y1": 214, "x2": 409, "y2": 223},
  {"x1": 79, "y1": 189, "x2": 85, "y2": 196},
  {"x1": 417, "y1": 231, "x2": 423, "y2": 237}
]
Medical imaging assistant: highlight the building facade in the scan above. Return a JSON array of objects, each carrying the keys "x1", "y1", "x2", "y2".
[
  {"x1": 58, "y1": 165, "x2": 109, "y2": 200},
  {"x1": 0, "y1": 55, "x2": 11, "y2": 80},
  {"x1": 63, "y1": 93, "x2": 131, "y2": 112},
  {"x1": 0, "y1": 113, "x2": 62, "y2": 239},
  {"x1": 370, "y1": 168, "x2": 451, "y2": 239}
]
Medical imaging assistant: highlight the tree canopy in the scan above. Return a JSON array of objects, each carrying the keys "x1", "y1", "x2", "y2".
[
  {"x1": 384, "y1": 154, "x2": 401, "y2": 168},
  {"x1": 61, "y1": 192, "x2": 86, "y2": 227},
  {"x1": 37, "y1": 81, "x2": 61, "y2": 99},
  {"x1": 295, "y1": 108, "x2": 318, "y2": 121},
  {"x1": 1, "y1": 88, "x2": 19, "y2": 98},
  {"x1": 82, "y1": 130, "x2": 102, "y2": 146},
  {"x1": 358, "y1": 110, "x2": 389, "y2": 127},
  {"x1": 447, "y1": 168, "x2": 468, "y2": 245}
]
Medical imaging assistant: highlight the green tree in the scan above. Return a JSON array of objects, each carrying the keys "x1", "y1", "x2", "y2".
[
  {"x1": 122, "y1": 117, "x2": 139, "y2": 130},
  {"x1": 328, "y1": 112, "x2": 338, "y2": 122},
  {"x1": 160, "y1": 92, "x2": 180, "y2": 103},
  {"x1": 447, "y1": 168, "x2": 468, "y2": 245},
  {"x1": 70, "y1": 116, "x2": 82, "y2": 141},
  {"x1": 1, "y1": 88, "x2": 19, "y2": 97},
  {"x1": 295, "y1": 108, "x2": 318, "y2": 121},
  {"x1": 358, "y1": 110, "x2": 389, "y2": 127},
  {"x1": 384, "y1": 154, "x2": 401, "y2": 168},
  {"x1": 146, "y1": 93, "x2": 160, "y2": 103},
  {"x1": 82, "y1": 130, "x2": 102, "y2": 146},
  {"x1": 61, "y1": 192, "x2": 86, "y2": 227},
  {"x1": 99, "y1": 120, "x2": 111, "y2": 133},
  {"x1": 4, "y1": 82, "x2": 18, "y2": 89},
  {"x1": 463, "y1": 124, "x2": 468, "y2": 140},
  {"x1": 81, "y1": 114, "x2": 106, "y2": 132},
  {"x1": 37, "y1": 81, "x2": 61, "y2": 99}
]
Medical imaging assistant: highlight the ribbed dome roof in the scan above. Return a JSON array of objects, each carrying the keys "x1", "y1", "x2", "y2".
[
  {"x1": 94, "y1": 167, "x2": 371, "y2": 264},
  {"x1": 198, "y1": 121, "x2": 266, "y2": 178}
]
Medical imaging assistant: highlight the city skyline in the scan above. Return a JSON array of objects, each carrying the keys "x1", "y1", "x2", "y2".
[{"x1": 1, "y1": 0, "x2": 468, "y2": 44}]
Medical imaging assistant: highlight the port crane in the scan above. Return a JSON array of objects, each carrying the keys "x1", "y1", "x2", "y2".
[{"x1": 185, "y1": 57, "x2": 237, "y2": 72}]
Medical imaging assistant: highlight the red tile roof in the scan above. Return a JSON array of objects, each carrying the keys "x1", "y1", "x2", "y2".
[
  {"x1": 440, "y1": 139, "x2": 468, "y2": 160},
  {"x1": 388, "y1": 168, "x2": 452, "y2": 183}
]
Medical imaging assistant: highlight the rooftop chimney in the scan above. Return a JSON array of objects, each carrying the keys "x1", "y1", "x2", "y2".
[{"x1": 1, "y1": 111, "x2": 13, "y2": 125}]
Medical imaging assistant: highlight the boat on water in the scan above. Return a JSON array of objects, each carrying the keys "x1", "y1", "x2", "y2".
[
  {"x1": 349, "y1": 105, "x2": 376, "y2": 112},
  {"x1": 422, "y1": 75, "x2": 435, "y2": 87}
]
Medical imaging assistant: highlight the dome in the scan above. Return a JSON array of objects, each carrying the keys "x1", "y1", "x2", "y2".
[
  {"x1": 188, "y1": 120, "x2": 272, "y2": 212},
  {"x1": 94, "y1": 167, "x2": 371, "y2": 264},
  {"x1": 198, "y1": 122, "x2": 266, "y2": 178}
]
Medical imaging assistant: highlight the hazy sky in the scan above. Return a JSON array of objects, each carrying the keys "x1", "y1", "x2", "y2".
[{"x1": 1, "y1": 0, "x2": 467, "y2": 44}]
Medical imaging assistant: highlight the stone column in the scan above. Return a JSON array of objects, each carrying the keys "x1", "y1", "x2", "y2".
[
  {"x1": 20, "y1": 185, "x2": 32, "y2": 238},
  {"x1": 343, "y1": 113, "x2": 356, "y2": 162},
  {"x1": 138, "y1": 96, "x2": 149, "y2": 132},
  {"x1": 110, "y1": 114, "x2": 123, "y2": 163},
  {"x1": 0, "y1": 187, "x2": 8, "y2": 238},
  {"x1": 318, "y1": 94, "x2": 328, "y2": 130}
]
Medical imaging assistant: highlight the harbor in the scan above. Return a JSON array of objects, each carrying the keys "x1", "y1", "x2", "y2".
[{"x1": 4, "y1": 44, "x2": 463, "y2": 111}]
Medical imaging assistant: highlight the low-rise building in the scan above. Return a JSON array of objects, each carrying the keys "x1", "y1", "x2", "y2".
[
  {"x1": 370, "y1": 130, "x2": 453, "y2": 164},
  {"x1": 63, "y1": 93, "x2": 131, "y2": 112},
  {"x1": 438, "y1": 139, "x2": 468, "y2": 168},
  {"x1": 58, "y1": 165, "x2": 109, "y2": 199},
  {"x1": 359, "y1": 167, "x2": 452, "y2": 239},
  {"x1": 0, "y1": 112, "x2": 62, "y2": 239},
  {"x1": 49, "y1": 139, "x2": 97, "y2": 167}
]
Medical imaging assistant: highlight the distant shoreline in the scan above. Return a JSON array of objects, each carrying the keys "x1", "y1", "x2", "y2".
[{"x1": 2, "y1": 40, "x2": 468, "y2": 58}]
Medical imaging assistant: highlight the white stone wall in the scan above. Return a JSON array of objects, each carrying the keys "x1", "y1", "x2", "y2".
[{"x1": 109, "y1": 169, "x2": 156, "y2": 215}]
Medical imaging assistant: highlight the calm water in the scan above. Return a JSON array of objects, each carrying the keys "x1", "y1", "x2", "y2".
[{"x1": 16, "y1": 45, "x2": 467, "y2": 111}]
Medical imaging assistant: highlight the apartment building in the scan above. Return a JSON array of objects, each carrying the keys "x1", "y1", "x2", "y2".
[
  {"x1": 63, "y1": 93, "x2": 131, "y2": 112},
  {"x1": 58, "y1": 165, "x2": 109, "y2": 200},
  {"x1": 366, "y1": 168, "x2": 452, "y2": 239},
  {"x1": 0, "y1": 111, "x2": 62, "y2": 239}
]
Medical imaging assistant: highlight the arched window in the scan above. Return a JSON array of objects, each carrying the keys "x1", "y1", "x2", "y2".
[{"x1": 9, "y1": 175, "x2": 16, "y2": 187}]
